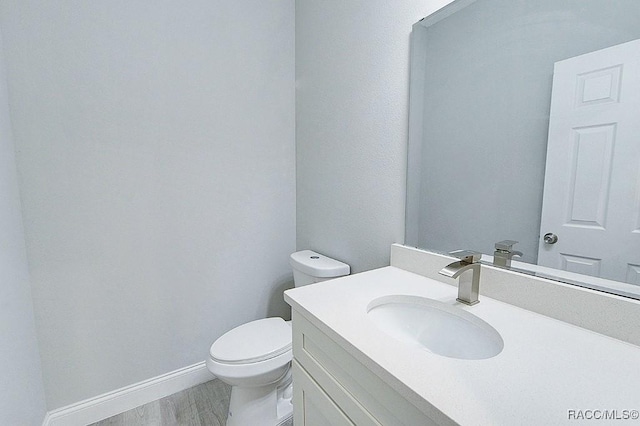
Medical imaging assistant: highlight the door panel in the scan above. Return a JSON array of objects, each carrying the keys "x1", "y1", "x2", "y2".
[{"x1": 538, "y1": 38, "x2": 640, "y2": 284}]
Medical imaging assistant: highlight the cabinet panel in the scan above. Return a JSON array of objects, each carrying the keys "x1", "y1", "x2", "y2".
[
  {"x1": 292, "y1": 310, "x2": 448, "y2": 426},
  {"x1": 292, "y1": 361, "x2": 354, "y2": 426}
]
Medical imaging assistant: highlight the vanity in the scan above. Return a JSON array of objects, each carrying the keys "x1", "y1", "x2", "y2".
[{"x1": 284, "y1": 245, "x2": 640, "y2": 426}]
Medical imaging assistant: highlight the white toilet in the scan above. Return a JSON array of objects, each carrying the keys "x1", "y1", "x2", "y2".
[{"x1": 206, "y1": 250, "x2": 350, "y2": 426}]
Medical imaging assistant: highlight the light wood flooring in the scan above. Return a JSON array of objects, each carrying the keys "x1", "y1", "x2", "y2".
[{"x1": 89, "y1": 379, "x2": 231, "y2": 426}]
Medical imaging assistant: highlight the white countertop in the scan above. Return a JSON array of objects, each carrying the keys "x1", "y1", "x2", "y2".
[{"x1": 284, "y1": 266, "x2": 640, "y2": 426}]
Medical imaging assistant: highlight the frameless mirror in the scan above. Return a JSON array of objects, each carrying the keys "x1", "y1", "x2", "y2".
[{"x1": 406, "y1": 0, "x2": 640, "y2": 299}]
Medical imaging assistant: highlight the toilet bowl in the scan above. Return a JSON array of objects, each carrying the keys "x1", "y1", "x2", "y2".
[{"x1": 207, "y1": 250, "x2": 350, "y2": 426}]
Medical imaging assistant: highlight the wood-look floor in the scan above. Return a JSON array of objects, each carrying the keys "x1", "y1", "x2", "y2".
[{"x1": 89, "y1": 379, "x2": 231, "y2": 426}]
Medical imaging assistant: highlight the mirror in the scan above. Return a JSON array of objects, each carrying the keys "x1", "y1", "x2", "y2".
[{"x1": 406, "y1": 0, "x2": 640, "y2": 299}]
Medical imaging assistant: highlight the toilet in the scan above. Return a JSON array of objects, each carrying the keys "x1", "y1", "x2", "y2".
[{"x1": 206, "y1": 250, "x2": 350, "y2": 426}]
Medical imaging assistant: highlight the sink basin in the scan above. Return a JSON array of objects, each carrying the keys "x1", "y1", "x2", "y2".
[{"x1": 367, "y1": 295, "x2": 504, "y2": 360}]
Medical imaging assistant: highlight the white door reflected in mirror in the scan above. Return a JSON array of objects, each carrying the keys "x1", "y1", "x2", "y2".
[{"x1": 538, "y1": 39, "x2": 640, "y2": 284}]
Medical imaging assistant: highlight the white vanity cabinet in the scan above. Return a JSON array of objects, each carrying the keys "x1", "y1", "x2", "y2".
[
  {"x1": 291, "y1": 310, "x2": 445, "y2": 426},
  {"x1": 286, "y1": 258, "x2": 640, "y2": 426}
]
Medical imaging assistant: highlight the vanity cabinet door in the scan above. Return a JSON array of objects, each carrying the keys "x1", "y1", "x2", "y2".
[
  {"x1": 291, "y1": 310, "x2": 443, "y2": 425},
  {"x1": 292, "y1": 361, "x2": 355, "y2": 426}
]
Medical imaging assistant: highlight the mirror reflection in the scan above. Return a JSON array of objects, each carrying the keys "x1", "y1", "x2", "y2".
[{"x1": 406, "y1": 0, "x2": 640, "y2": 298}]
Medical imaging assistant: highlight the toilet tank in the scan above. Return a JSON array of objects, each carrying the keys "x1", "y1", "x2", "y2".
[{"x1": 289, "y1": 250, "x2": 350, "y2": 287}]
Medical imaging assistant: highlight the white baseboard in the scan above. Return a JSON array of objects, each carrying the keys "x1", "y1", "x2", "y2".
[{"x1": 43, "y1": 361, "x2": 214, "y2": 426}]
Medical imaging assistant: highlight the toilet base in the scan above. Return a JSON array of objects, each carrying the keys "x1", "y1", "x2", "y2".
[{"x1": 226, "y1": 366, "x2": 293, "y2": 426}]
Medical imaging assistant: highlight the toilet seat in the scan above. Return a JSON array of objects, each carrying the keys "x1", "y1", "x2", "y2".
[
  {"x1": 207, "y1": 318, "x2": 293, "y2": 387},
  {"x1": 210, "y1": 317, "x2": 292, "y2": 364}
]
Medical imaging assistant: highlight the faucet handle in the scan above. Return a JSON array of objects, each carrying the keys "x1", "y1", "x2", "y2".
[
  {"x1": 495, "y1": 240, "x2": 518, "y2": 251},
  {"x1": 448, "y1": 250, "x2": 482, "y2": 264}
]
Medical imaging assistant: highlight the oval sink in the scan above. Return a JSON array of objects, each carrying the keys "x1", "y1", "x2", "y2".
[{"x1": 367, "y1": 295, "x2": 504, "y2": 360}]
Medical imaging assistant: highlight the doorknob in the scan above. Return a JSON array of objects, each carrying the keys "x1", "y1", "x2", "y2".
[{"x1": 543, "y1": 233, "x2": 558, "y2": 244}]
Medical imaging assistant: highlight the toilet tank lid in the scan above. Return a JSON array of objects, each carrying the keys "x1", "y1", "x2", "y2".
[{"x1": 289, "y1": 250, "x2": 350, "y2": 278}]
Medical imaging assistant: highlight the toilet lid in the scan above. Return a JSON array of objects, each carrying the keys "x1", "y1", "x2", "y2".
[{"x1": 209, "y1": 317, "x2": 292, "y2": 364}]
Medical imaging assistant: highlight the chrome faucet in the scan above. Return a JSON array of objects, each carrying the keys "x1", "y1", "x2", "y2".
[
  {"x1": 493, "y1": 240, "x2": 523, "y2": 268},
  {"x1": 438, "y1": 250, "x2": 482, "y2": 306}
]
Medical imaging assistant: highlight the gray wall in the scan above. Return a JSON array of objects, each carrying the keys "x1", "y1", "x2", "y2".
[
  {"x1": 0, "y1": 30, "x2": 47, "y2": 425},
  {"x1": 296, "y1": 0, "x2": 455, "y2": 273},
  {"x1": 1, "y1": 0, "x2": 295, "y2": 409},
  {"x1": 416, "y1": 0, "x2": 640, "y2": 262}
]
